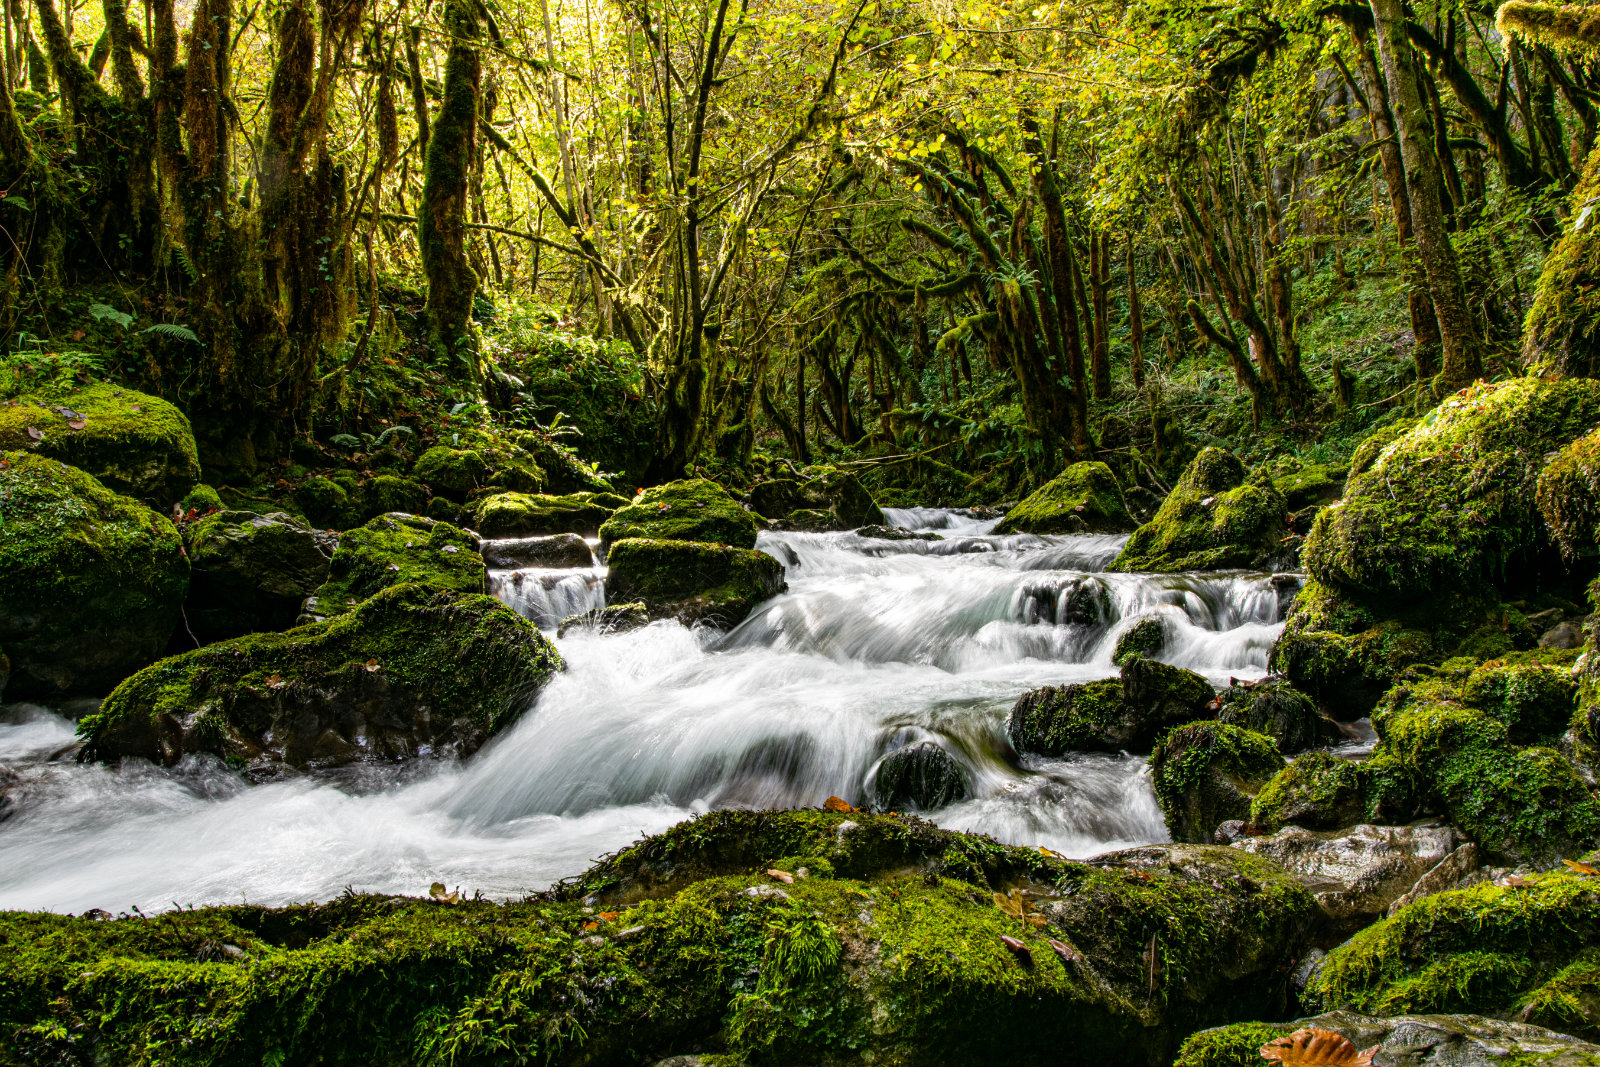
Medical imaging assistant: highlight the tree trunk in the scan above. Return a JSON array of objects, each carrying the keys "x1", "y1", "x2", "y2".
[
  {"x1": 1090, "y1": 230, "x2": 1112, "y2": 399},
  {"x1": 1368, "y1": 0, "x2": 1482, "y2": 391},
  {"x1": 1127, "y1": 239, "x2": 1145, "y2": 389}
]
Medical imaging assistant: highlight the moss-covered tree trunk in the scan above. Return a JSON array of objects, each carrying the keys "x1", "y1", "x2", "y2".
[
  {"x1": 1370, "y1": 0, "x2": 1484, "y2": 391},
  {"x1": 419, "y1": 0, "x2": 482, "y2": 390}
]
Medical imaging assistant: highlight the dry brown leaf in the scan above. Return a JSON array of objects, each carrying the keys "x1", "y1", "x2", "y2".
[
  {"x1": 1260, "y1": 1027, "x2": 1377, "y2": 1067},
  {"x1": 66, "y1": 418, "x2": 86, "y2": 430},
  {"x1": 1048, "y1": 938, "x2": 1081, "y2": 963},
  {"x1": 999, "y1": 935, "x2": 1032, "y2": 965},
  {"x1": 766, "y1": 869, "x2": 795, "y2": 885},
  {"x1": 264, "y1": 673, "x2": 286, "y2": 689},
  {"x1": 1563, "y1": 859, "x2": 1600, "y2": 877},
  {"x1": 365, "y1": 658, "x2": 381, "y2": 672},
  {"x1": 25, "y1": 426, "x2": 42, "y2": 440},
  {"x1": 598, "y1": 911, "x2": 619, "y2": 922},
  {"x1": 823, "y1": 796, "x2": 853, "y2": 813},
  {"x1": 993, "y1": 889, "x2": 1025, "y2": 917}
]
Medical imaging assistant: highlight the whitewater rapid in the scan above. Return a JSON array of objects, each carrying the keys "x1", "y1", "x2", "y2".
[{"x1": 0, "y1": 508, "x2": 1295, "y2": 912}]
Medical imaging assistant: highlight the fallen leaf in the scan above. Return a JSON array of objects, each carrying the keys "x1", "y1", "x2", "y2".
[
  {"x1": 428, "y1": 882, "x2": 461, "y2": 904},
  {"x1": 1499, "y1": 874, "x2": 1533, "y2": 889},
  {"x1": 993, "y1": 889, "x2": 1025, "y2": 918},
  {"x1": 130, "y1": 405, "x2": 141, "y2": 412},
  {"x1": 25, "y1": 426, "x2": 42, "y2": 440},
  {"x1": 823, "y1": 796, "x2": 853, "y2": 813},
  {"x1": 67, "y1": 419, "x2": 86, "y2": 430},
  {"x1": 71, "y1": 329, "x2": 85, "y2": 340},
  {"x1": 1563, "y1": 859, "x2": 1600, "y2": 877},
  {"x1": 765, "y1": 869, "x2": 795, "y2": 885},
  {"x1": 999, "y1": 935, "x2": 1032, "y2": 965},
  {"x1": 1260, "y1": 1027, "x2": 1377, "y2": 1067},
  {"x1": 1047, "y1": 938, "x2": 1081, "y2": 963},
  {"x1": 365, "y1": 658, "x2": 380, "y2": 672},
  {"x1": 582, "y1": 921, "x2": 598, "y2": 931},
  {"x1": 598, "y1": 911, "x2": 619, "y2": 922},
  {"x1": 264, "y1": 673, "x2": 286, "y2": 689}
]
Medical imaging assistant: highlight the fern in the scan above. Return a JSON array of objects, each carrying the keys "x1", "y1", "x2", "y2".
[
  {"x1": 329, "y1": 433, "x2": 361, "y2": 451},
  {"x1": 174, "y1": 245, "x2": 201, "y2": 285},
  {"x1": 374, "y1": 425, "x2": 414, "y2": 447},
  {"x1": 88, "y1": 304, "x2": 135, "y2": 330},
  {"x1": 143, "y1": 323, "x2": 202, "y2": 344}
]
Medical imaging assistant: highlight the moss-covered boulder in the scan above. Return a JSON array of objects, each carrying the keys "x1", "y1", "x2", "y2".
[
  {"x1": 1112, "y1": 615, "x2": 1169, "y2": 666},
  {"x1": 0, "y1": 383, "x2": 201, "y2": 508},
  {"x1": 411, "y1": 445, "x2": 490, "y2": 498},
  {"x1": 1178, "y1": 1010, "x2": 1600, "y2": 1067},
  {"x1": 1216, "y1": 677, "x2": 1339, "y2": 753},
  {"x1": 0, "y1": 451, "x2": 189, "y2": 699},
  {"x1": 357, "y1": 475, "x2": 428, "y2": 521},
  {"x1": 599, "y1": 479, "x2": 760, "y2": 550},
  {"x1": 749, "y1": 465, "x2": 885, "y2": 531},
  {"x1": 178, "y1": 482, "x2": 223, "y2": 516},
  {"x1": 184, "y1": 511, "x2": 333, "y2": 642},
  {"x1": 473, "y1": 490, "x2": 627, "y2": 538},
  {"x1": 869, "y1": 739, "x2": 969, "y2": 810},
  {"x1": 481, "y1": 532, "x2": 593, "y2": 570},
  {"x1": 1151, "y1": 722, "x2": 1285, "y2": 842},
  {"x1": 1537, "y1": 426, "x2": 1600, "y2": 559},
  {"x1": 994, "y1": 461, "x2": 1134, "y2": 535},
  {"x1": 1363, "y1": 662, "x2": 1600, "y2": 863},
  {"x1": 0, "y1": 810, "x2": 1318, "y2": 1067},
  {"x1": 605, "y1": 538, "x2": 785, "y2": 628},
  {"x1": 1306, "y1": 378, "x2": 1600, "y2": 605},
  {"x1": 78, "y1": 583, "x2": 562, "y2": 778},
  {"x1": 295, "y1": 476, "x2": 360, "y2": 529},
  {"x1": 1271, "y1": 462, "x2": 1347, "y2": 511},
  {"x1": 1110, "y1": 449, "x2": 1288, "y2": 572},
  {"x1": 1302, "y1": 866, "x2": 1600, "y2": 1040},
  {"x1": 1249, "y1": 753, "x2": 1366, "y2": 832},
  {"x1": 1007, "y1": 657, "x2": 1213, "y2": 757},
  {"x1": 305, "y1": 513, "x2": 484, "y2": 620}
]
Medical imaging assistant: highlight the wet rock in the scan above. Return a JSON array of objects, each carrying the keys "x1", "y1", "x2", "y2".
[
  {"x1": 1111, "y1": 615, "x2": 1167, "y2": 666},
  {"x1": 747, "y1": 466, "x2": 884, "y2": 531},
  {"x1": 994, "y1": 461, "x2": 1134, "y2": 535},
  {"x1": 600, "y1": 479, "x2": 761, "y2": 549},
  {"x1": 1008, "y1": 657, "x2": 1213, "y2": 757},
  {"x1": 481, "y1": 533, "x2": 593, "y2": 570},
  {"x1": 1151, "y1": 721, "x2": 1284, "y2": 843},
  {"x1": 1385, "y1": 841, "x2": 1481, "y2": 916},
  {"x1": 474, "y1": 490, "x2": 628, "y2": 538},
  {"x1": 557, "y1": 601, "x2": 649, "y2": 638},
  {"x1": 1216, "y1": 678, "x2": 1339, "y2": 753},
  {"x1": 0, "y1": 451, "x2": 190, "y2": 699},
  {"x1": 870, "y1": 740, "x2": 969, "y2": 810},
  {"x1": 295, "y1": 476, "x2": 360, "y2": 529},
  {"x1": 1249, "y1": 752, "x2": 1366, "y2": 832},
  {"x1": 78, "y1": 584, "x2": 562, "y2": 779},
  {"x1": 1230, "y1": 822, "x2": 1459, "y2": 930},
  {"x1": 183, "y1": 511, "x2": 333, "y2": 642},
  {"x1": 1123, "y1": 485, "x2": 1160, "y2": 523},
  {"x1": 304, "y1": 513, "x2": 483, "y2": 620},
  {"x1": 854, "y1": 524, "x2": 942, "y2": 541},
  {"x1": 1110, "y1": 448, "x2": 1289, "y2": 573},
  {"x1": 605, "y1": 538, "x2": 786, "y2": 629},
  {"x1": 1543, "y1": 620, "x2": 1586, "y2": 649},
  {"x1": 0, "y1": 383, "x2": 201, "y2": 508},
  {"x1": 1179, "y1": 1011, "x2": 1600, "y2": 1067}
]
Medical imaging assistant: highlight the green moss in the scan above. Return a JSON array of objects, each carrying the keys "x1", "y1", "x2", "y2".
[
  {"x1": 473, "y1": 490, "x2": 623, "y2": 538},
  {"x1": 178, "y1": 482, "x2": 223, "y2": 516},
  {"x1": 1006, "y1": 678, "x2": 1127, "y2": 756},
  {"x1": 0, "y1": 382, "x2": 201, "y2": 507},
  {"x1": 412, "y1": 445, "x2": 490, "y2": 497},
  {"x1": 1539, "y1": 426, "x2": 1600, "y2": 559},
  {"x1": 1249, "y1": 752, "x2": 1365, "y2": 832},
  {"x1": 78, "y1": 583, "x2": 562, "y2": 770},
  {"x1": 1463, "y1": 661, "x2": 1577, "y2": 741},
  {"x1": 1305, "y1": 867, "x2": 1600, "y2": 1039},
  {"x1": 184, "y1": 510, "x2": 332, "y2": 640},
  {"x1": 0, "y1": 450, "x2": 189, "y2": 699},
  {"x1": 599, "y1": 478, "x2": 761, "y2": 550},
  {"x1": 1173, "y1": 1022, "x2": 1294, "y2": 1067},
  {"x1": 1112, "y1": 616, "x2": 1168, "y2": 666},
  {"x1": 1150, "y1": 721, "x2": 1285, "y2": 842},
  {"x1": 1304, "y1": 378, "x2": 1600, "y2": 604},
  {"x1": 1348, "y1": 420, "x2": 1414, "y2": 477},
  {"x1": 1521, "y1": 129, "x2": 1600, "y2": 381},
  {"x1": 1110, "y1": 448, "x2": 1287, "y2": 573},
  {"x1": 994, "y1": 461, "x2": 1133, "y2": 535},
  {"x1": 295, "y1": 476, "x2": 359, "y2": 529},
  {"x1": 308, "y1": 513, "x2": 484, "y2": 617},
  {"x1": 605, "y1": 538, "x2": 785, "y2": 628},
  {"x1": 358, "y1": 474, "x2": 428, "y2": 520},
  {"x1": 1216, "y1": 678, "x2": 1331, "y2": 753},
  {"x1": 1271, "y1": 461, "x2": 1348, "y2": 511}
]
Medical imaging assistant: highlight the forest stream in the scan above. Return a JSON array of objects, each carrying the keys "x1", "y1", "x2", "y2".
[{"x1": 0, "y1": 508, "x2": 1294, "y2": 913}]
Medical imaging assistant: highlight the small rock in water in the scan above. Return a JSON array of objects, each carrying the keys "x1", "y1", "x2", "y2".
[
  {"x1": 853, "y1": 524, "x2": 942, "y2": 541},
  {"x1": 871, "y1": 740, "x2": 969, "y2": 811},
  {"x1": 557, "y1": 601, "x2": 648, "y2": 638}
]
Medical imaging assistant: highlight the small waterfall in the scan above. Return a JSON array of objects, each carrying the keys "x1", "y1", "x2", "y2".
[{"x1": 0, "y1": 508, "x2": 1299, "y2": 912}]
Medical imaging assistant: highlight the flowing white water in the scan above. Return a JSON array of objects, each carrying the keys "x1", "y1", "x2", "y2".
[{"x1": 0, "y1": 509, "x2": 1296, "y2": 913}]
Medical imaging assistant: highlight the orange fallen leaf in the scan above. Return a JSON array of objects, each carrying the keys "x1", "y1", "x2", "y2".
[
  {"x1": 766, "y1": 869, "x2": 795, "y2": 885},
  {"x1": 1563, "y1": 859, "x2": 1600, "y2": 877},
  {"x1": 365, "y1": 659, "x2": 380, "y2": 672},
  {"x1": 1260, "y1": 1027, "x2": 1377, "y2": 1067},
  {"x1": 823, "y1": 796, "x2": 853, "y2": 813},
  {"x1": 598, "y1": 911, "x2": 619, "y2": 922},
  {"x1": 264, "y1": 673, "x2": 286, "y2": 689}
]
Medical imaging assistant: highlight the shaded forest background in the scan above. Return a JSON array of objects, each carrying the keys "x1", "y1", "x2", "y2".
[{"x1": 3, "y1": 0, "x2": 1600, "y2": 506}]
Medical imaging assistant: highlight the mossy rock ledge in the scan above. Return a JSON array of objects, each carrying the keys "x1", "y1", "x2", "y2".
[
  {"x1": 995, "y1": 460, "x2": 1134, "y2": 535},
  {"x1": 183, "y1": 510, "x2": 334, "y2": 642},
  {"x1": 749, "y1": 464, "x2": 885, "y2": 531},
  {"x1": 0, "y1": 809, "x2": 1320, "y2": 1066},
  {"x1": 0, "y1": 450, "x2": 189, "y2": 699},
  {"x1": 77, "y1": 583, "x2": 563, "y2": 779},
  {"x1": 605, "y1": 538, "x2": 786, "y2": 629},
  {"x1": 303, "y1": 513, "x2": 484, "y2": 620},
  {"x1": 473, "y1": 490, "x2": 629, "y2": 538},
  {"x1": 1007, "y1": 655, "x2": 1214, "y2": 756},
  {"x1": 599, "y1": 478, "x2": 761, "y2": 549},
  {"x1": 1109, "y1": 448, "x2": 1288, "y2": 572},
  {"x1": 0, "y1": 383, "x2": 201, "y2": 508}
]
